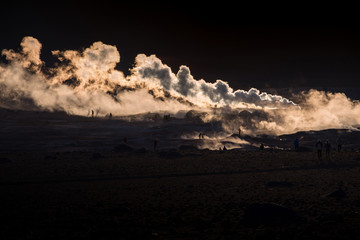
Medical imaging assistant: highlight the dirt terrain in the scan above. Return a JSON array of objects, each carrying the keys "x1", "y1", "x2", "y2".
[
  {"x1": 1, "y1": 148, "x2": 360, "y2": 240},
  {"x1": 1, "y1": 108, "x2": 360, "y2": 239}
]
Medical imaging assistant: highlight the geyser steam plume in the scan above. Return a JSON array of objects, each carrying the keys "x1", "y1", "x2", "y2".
[
  {"x1": 0, "y1": 37, "x2": 294, "y2": 112},
  {"x1": 1, "y1": 36, "x2": 359, "y2": 135}
]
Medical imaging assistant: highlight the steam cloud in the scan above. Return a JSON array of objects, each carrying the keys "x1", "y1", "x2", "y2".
[{"x1": 1, "y1": 36, "x2": 359, "y2": 136}]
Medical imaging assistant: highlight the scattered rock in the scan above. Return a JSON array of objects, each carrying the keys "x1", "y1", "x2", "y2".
[
  {"x1": 325, "y1": 188, "x2": 347, "y2": 199},
  {"x1": 108, "y1": 204, "x2": 131, "y2": 215},
  {"x1": 44, "y1": 155, "x2": 57, "y2": 160},
  {"x1": 178, "y1": 145, "x2": 198, "y2": 151},
  {"x1": 266, "y1": 181, "x2": 295, "y2": 187},
  {"x1": 316, "y1": 212, "x2": 344, "y2": 224},
  {"x1": 159, "y1": 150, "x2": 183, "y2": 159},
  {"x1": 92, "y1": 152, "x2": 103, "y2": 160},
  {"x1": 0, "y1": 158, "x2": 11, "y2": 164},
  {"x1": 296, "y1": 146, "x2": 312, "y2": 152},
  {"x1": 184, "y1": 152, "x2": 203, "y2": 157},
  {"x1": 114, "y1": 144, "x2": 134, "y2": 152},
  {"x1": 244, "y1": 202, "x2": 299, "y2": 225},
  {"x1": 134, "y1": 148, "x2": 147, "y2": 154}
]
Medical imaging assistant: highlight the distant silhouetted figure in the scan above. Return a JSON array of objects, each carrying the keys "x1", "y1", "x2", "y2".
[
  {"x1": 154, "y1": 139, "x2": 158, "y2": 151},
  {"x1": 260, "y1": 143, "x2": 264, "y2": 150},
  {"x1": 91, "y1": 110, "x2": 94, "y2": 118},
  {"x1": 325, "y1": 140, "x2": 331, "y2": 159},
  {"x1": 294, "y1": 138, "x2": 299, "y2": 151},
  {"x1": 316, "y1": 140, "x2": 323, "y2": 161},
  {"x1": 223, "y1": 146, "x2": 227, "y2": 151},
  {"x1": 337, "y1": 137, "x2": 342, "y2": 152},
  {"x1": 109, "y1": 112, "x2": 112, "y2": 119}
]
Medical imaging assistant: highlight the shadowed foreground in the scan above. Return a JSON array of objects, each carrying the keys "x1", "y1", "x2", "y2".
[{"x1": 1, "y1": 149, "x2": 360, "y2": 240}]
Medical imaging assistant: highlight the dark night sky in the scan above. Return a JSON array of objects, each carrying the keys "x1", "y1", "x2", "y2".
[{"x1": 2, "y1": 2, "x2": 360, "y2": 90}]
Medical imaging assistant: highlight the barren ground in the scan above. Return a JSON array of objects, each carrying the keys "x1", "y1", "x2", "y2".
[
  {"x1": 1, "y1": 149, "x2": 360, "y2": 240},
  {"x1": 1, "y1": 109, "x2": 360, "y2": 239}
]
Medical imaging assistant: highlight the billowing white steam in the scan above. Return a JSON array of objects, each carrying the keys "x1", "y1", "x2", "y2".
[
  {"x1": 131, "y1": 54, "x2": 295, "y2": 107},
  {"x1": 212, "y1": 89, "x2": 360, "y2": 136},
  {"x1": 0, "y1": 37, "x2": 294, "y2": 112},
  {"x1": 1, "y1": 36, "x2": 359, "y2": 136}
]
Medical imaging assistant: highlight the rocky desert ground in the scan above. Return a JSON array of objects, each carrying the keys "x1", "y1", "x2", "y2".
[{"x1": 1, "y1": 109, "x2": 360, "y2": 239}]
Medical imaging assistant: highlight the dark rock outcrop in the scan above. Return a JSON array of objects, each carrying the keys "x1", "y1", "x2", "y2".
[{"x1": 244, "y1": 202, "x2": 299, "y2": 225}]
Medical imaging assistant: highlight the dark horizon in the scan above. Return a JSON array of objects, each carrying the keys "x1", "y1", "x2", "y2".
[{"x1": 2, "y1": 2, "x2": 360, "y2": 90}]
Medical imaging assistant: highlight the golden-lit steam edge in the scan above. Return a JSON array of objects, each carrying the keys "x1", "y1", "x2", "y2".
[{"x1": 1, "y1": 36, "x2": 359, "y2": 135}]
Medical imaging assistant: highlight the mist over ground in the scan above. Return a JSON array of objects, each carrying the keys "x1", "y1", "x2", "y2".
[
  {"x1": 1, "y1": 37, "x2": 359, "y2": 145},
  {"x1": 2, "y1": 35, "x2": 360, "y2": 240}
]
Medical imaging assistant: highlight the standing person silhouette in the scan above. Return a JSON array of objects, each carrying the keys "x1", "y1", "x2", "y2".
[
  {"x1": 337, "y1": 137, "x2": 342, "y2": 152},
  {"x1": 316, "y1": 140, "x2": 323, "y2": 162},
  {"x1": 154, "y1": 139, "x2": 158, "y2": 152},
  {"x1": 294, "y1": 138, "x2": 299, "y2": 151},
  {"x1": 325, "y1": 140, "x2": 331, "y2": 160}
]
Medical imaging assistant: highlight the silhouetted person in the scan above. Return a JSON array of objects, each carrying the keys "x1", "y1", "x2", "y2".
[
  {"x1": 91, "y1": 110, "x2": 94, "y2": 118},
  {"x1": 154, "y1": 139, "x2": 158, "y2": 151},
  {"x1": 316, "y1": 140, "x2": 323, "y2": 161},
  {"x1": 223, "y1": 146, "x2": 227, "y2": 151},
  {"x1": 260, "y1": 143, "x2": 264, "y2": 150},
  {"x1": 337, "y1": 137, "x2": 342, "y2": 152},
  {"x1": 294, "y1": 138, "x2": 299, "y2": 151},
  {"x1": 325, "y1": 140, "x2": 331, "y2": 159},
  {"x1": 109, "y1": 112, "x2": 112, "y2": 119}
]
